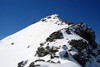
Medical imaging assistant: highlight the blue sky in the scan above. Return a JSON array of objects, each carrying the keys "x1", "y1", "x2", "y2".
[{"x1": 0, "y1": 0, "x2": 100, "y2": 43}]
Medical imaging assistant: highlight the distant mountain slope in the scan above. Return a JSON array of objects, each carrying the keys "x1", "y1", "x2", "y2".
[{"x1": 0, "y1": 14, "x2": 99, "y2": 67}]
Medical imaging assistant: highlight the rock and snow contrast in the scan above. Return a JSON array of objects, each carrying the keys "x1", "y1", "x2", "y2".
[{"x1": 0, "y1": 14, "x2": 100, "y2": 67}]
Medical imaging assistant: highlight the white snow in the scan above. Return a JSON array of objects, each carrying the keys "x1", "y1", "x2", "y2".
[{"x1": 0, "y1": 14, "x2": 99, "y2": 67}]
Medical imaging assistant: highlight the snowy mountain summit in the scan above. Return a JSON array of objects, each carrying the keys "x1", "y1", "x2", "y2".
[{"x1": 0, "y1": 14, "x2": 100, "y2": 67}]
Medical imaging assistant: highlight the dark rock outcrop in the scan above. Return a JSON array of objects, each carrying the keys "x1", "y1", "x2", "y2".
[
  {"x1": 69, "y1": 39, "x2": 87, "y2": 51},
  {"x1": 72, "y1": 22, "x2": 97, "y2": 48},
  {"x1": 46, "y1": 31, "x2": 63, "y2": 42}
]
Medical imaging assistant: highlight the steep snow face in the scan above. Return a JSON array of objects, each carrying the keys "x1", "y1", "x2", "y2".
[
  {"x1": 0, "y1": 14, "x2": 74, "y2": 67},
  {"x1": 0, "y1": 14, "x2": 99, "y2": 67}
]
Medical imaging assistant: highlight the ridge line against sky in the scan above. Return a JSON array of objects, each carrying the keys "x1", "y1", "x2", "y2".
[{"x1": 0, "y1": 0, "x2": 100, "y2": 43}]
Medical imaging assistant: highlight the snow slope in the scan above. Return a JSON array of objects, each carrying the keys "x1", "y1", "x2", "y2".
[{"x1": 0, "y1": 14, "x2": 99, "y2": 67}]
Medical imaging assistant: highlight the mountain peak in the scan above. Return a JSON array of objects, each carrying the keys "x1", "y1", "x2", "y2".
[
  {"x1": 0, "y1": 14, "x2": 100, "y2": 67},
  {"x1": 40, "y1": 14, "x2": 63, "y2": 24},
  {"x1": 49, "y1": 14, "x2": 59, "y2": 19}
]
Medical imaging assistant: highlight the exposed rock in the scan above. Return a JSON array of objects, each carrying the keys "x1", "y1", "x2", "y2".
[
  {"x1": 18, "y1": 60, "x2": 28, "y2": 67},
  {"x1": 28, "y1": 61, "x2": 40, "y2": 67},
  {"x1": 46, "y1": 31, "x2": 63, "y2": 42},
  {"x1": 69, "y1": 39, "x2": 87, "y2": 51},
  {"x1": 11, "y1": 43, "x2": 14, "y2": 45},
  {"x1": 35, "y1": 46, "x2": 48, "y2": 57},
  {"x1": 72, "y1": 22, "x2": 97, "y2": 48},
  {"x1": 35, "y1": 59, "x2": 45, "y2": 62},
  {"x1": 72, "y1": 54, "x2": 88, "y2": 67},
  {"x1": 28, "y1": 62, "x2": 35, "y2": 67}
]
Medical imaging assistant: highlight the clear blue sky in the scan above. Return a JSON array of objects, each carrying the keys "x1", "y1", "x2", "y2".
[{"x1": 0, "y1": 0, "x2": 100, "y2": 43}]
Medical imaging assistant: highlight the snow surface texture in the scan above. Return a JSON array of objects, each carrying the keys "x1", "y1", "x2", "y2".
[{"x1": 0, "y1": 14, "x2": 100, "y2": 67}]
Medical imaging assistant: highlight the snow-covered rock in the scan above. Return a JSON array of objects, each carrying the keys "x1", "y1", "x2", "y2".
[{"x1": 0, "y1": 14, "x2": 99, "y2": 67}]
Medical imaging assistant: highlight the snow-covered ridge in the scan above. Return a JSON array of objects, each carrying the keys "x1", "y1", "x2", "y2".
[
  {"x1": 40, "y1": 14, "x2": 60, "y2": 22},
  {"x1": 0, "y1": 14, "x2": 99, "y2": 67}
]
